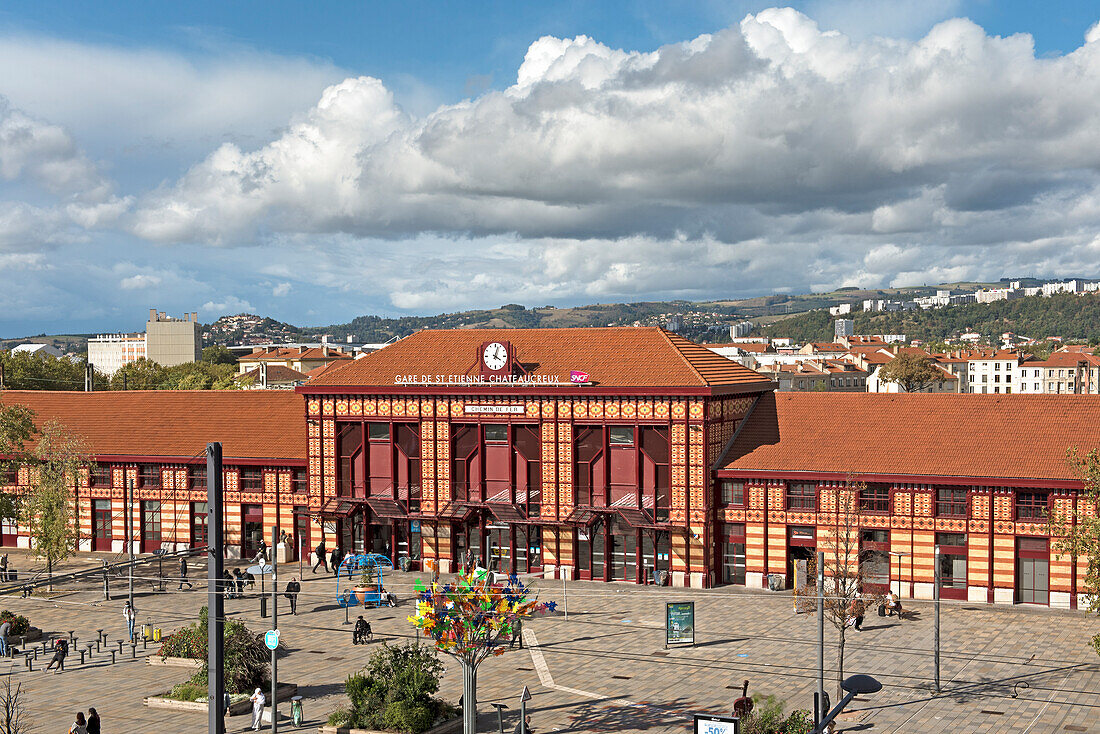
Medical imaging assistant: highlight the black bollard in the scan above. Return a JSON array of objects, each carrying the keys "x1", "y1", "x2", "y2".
[
  {"x1": 110, "y1": 651, "x2": 115, "y2": 665},
  {"x1": 68, "y1": 630, "x2": 75, "y2": 645},
  {"x1": 130, "y1": 642, "x2": 136, "y2": 659},
  {"x1": 80, "y1": 650, "x2": 86, "y2": 664},
  {"x1": 117, "y1": 640, "x2": 124, "y2": 654}
]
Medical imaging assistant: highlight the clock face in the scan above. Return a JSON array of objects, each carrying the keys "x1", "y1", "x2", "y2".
[{"x1": 482, "y1": 342, "x2": 509, "y2": 371}]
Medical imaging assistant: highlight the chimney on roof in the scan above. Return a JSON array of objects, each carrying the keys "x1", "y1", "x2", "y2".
[
  {"x1": 324, "y1": 346, "x2": 331, "y2": 357},
  {"x1": 299, "y1": 346, "x2": 306, "y2": 354},
  {"x1": 149, "y1": 308, "x2": 157, "y2": 321},
  {"x1": 191, "y1": 312, "x2": 198, "y2": 322}
]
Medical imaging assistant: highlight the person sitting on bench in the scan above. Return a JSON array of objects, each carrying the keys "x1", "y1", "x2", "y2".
[
  {"x1": 352, "y1": 616, "x2": 373, "y2": 645},
  {"x1": 885, "y1": 590, "x2": 903, "y2": 617}
]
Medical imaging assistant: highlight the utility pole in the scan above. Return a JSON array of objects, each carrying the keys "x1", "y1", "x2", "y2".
[
  {"x1": 208, "y1": 443, "x2": 225, "y2": 734},
  {"x1": 934, "y1": 546, "x2": 941, "y2": 693},
  {"x1": 816, "y1": 550, "x2": 825, "y2": 727},
  {"x1": 271, "y1": 524, "x2": 279, "y2": 734},
  {"x1": 127, "y1": 475, "x2": 134, "y2": 611}
]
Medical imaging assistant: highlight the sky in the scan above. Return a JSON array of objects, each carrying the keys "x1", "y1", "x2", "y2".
[{"x1": 2, "y1": 1, "x2": 1100, "y2": 337}]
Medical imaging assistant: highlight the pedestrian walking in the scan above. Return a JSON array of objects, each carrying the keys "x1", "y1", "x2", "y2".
[
  {"x1": 234, "y1": 568, "x2": 246, "y2": 598},
  {"x1": 123, "y1": 601, "x2": 136, "y2": 641},
  {"x1": 45, "y1": 637, "x2": 68, "y2": 672},
  {"x1": 0, "y1": 553, "x2": 8, "y2": 582},
  {"x1": 313, "y1": 540, "x2": 327, "y2": 574},
  {"x1": 0, "y1": 619, "x2": 10, "y2": 658},
  {"x1": 509, "y1": 617, "x2": 524, "y2": 649},
  {"x1": 178, "y1": 557, "x2": 193, "y2": 590},
  {"x1": 249, "y1": 687, "x2": 266, "y2": 730},
  {"x1": 68, "y1": 711, "x2": 88, "y2": 734},
  {"x1": 330, "y1": 547, "x2": 342, "y2": 578},
  {"x1": 222, "y1": 570, "x2": 236, "y2": 599},
  {"x1": 851, "y1": 596, "x2": 866, "y2": 631},
  {"x1": 284, "y1": 576, "x2": 301, "y2": 615},
  {"x1": 86, "y1": 708, "x2": 101, "y2": 734}
]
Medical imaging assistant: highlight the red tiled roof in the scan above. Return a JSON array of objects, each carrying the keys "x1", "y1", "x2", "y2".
[
  {"x1": 241, "y1": 365, "x2": 309, "y2": 382},
  {"x1": 720, "y1": 393, "x2": 1100, "y2": 482},
  {"x1": 239, "y1": 347, "x2": 351, "y2": 363},
  {"x1": 306, "y1": 327, "x2": 774, "y2": 391},
  {"x1": 1020, "y1": 352, "x2": 1100, "y2": 368},
  {"x1": 0, "y1": 390, "x2": 305, "y2": 461}
]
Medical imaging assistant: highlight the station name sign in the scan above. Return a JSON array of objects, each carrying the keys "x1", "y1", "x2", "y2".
[
  {"x1": 463, "y1": 404, "x2": 525, "y2": 415},
  {"x1": 395, "y1": 374, "x2": 563, "y2": 386}
]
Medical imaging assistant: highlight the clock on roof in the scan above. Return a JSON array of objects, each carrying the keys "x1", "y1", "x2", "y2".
[{"x1": 479, "y1": 340, "x2": 513, "y2": 377}]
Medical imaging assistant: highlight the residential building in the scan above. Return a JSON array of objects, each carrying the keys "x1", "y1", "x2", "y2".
[
  {"x1": 729, "y1": 321, "x2": 754, "y2": 339},
  {"x1": 10, "y1": 343, "x2": 63, "y2": 358},
  {"x1": 828, "y1": 303, "x2": 852, "y2": 316},
  {"x1": 240, "y1": 364, "x2": 311, "y2": 390},
  {"x1": 1015, "y1": 350, "x2": 1100, "y2": 394},
  {"x1": 834, "y1": 319, "x2": 854, "y2": 338},
  {"x1": 964, "y1": 349, "x2": 1021, "y2": 394},
  {"x1": 145, "y1": 309, "x2": 202, "y2": 367},
  {"x1": 87, "y1": 333, "x2": 147, "y2": 376},
  {"x1": 237, "y1": 346, "x2": 353, "y2": 375}
]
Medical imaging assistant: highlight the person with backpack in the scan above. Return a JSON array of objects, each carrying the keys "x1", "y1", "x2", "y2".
[
  {"x1": 178, "y1": 557, "x2": 193, "y2": 590},
  {"x1": 123, "y1": 601, "x2": 136, "y2": 641},
  {"x1": 313, "y1": 540, "x2": 327, "y2": 573},
  {"x1": 45, "y1": 637, "x2": 68, "y2": 672}
]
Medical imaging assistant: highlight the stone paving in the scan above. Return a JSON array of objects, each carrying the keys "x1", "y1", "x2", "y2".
[{"x1": 1, "y1": 549, "x2": 1098, "y2": 733}]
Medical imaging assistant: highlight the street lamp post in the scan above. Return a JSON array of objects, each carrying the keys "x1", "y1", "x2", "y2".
[{"x1": 811, "y1": 674, "x2": 882, "y2": 734}]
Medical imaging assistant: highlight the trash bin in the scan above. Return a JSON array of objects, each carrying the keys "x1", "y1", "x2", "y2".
[
  {"x1": 7, "y1": 570, "x2": 15, "y2": 582},
  {"x1": 290, "y1": 695, "x2": 304, "y2": 727},
  {"x1": 767, "y1": 573, "x2": 785, "y2": 591},
  {"x1": 152, "y1": 627, "x2": 161, "y2": 642}
]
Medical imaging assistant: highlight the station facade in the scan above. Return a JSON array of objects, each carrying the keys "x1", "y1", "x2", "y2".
[{"x1": 0, "y1": 327, "x2": 1097, "y2": 606}]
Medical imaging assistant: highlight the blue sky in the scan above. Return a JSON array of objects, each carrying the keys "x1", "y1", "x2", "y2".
[{"x1": 1, "y1": 1, "x2": 1100, "y2": 336}]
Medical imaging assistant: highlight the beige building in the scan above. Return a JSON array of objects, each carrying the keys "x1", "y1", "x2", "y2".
[{"x1": 145, "y1": 309, "x2": 201, "y2": 367}]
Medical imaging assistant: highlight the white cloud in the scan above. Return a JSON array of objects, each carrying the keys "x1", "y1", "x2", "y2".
[
  {"x1": 201, "y1": 296, "x2": 255, "y2": 315},
  {"x1": 119, "y1": 274, "x2": 162, "y2": 290},
  {"x1": 272, "y1": 282, "x2": 292, "y2": 297}
]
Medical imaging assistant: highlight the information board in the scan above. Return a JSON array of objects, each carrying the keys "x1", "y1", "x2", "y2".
[
  {"x1": 694, "y1": 714, "x2": 740, "y2": 734},
  {"x1": 665, "y1": 601, "x2": 695, "y2": 647}
]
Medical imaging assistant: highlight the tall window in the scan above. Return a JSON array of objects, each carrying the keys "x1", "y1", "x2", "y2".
[
  {"x1": 141, "y1": 500, "x2": 161, "y2": 552},
  {"x1": 936, "y1": 487, "x2": 967, "y2": 518},
  {"x1": 609, "y1": 426, "x2": 634, "y2": 445},
  {"x1": 859, "y1": 484, "x2": 890, "y2": 513},
  {"x1": 137, "y1": 464, "x2": 161, "y2": 488},
  {"x1": 1016, "y1": 492, "x2": 1049, "y2": 521},
  {"x1": 191, "y1": 502, "x2": 209, "y2": 547},
  {"x1": 787, "y1": 483, "x2": 817, "y2": 511},
  {"x1": 190, "y1": 465, "x2": 207, "y2": 490},
  {"x1": 719, "y1": 480, "x2": 745, "y2": 507},
  {"x1": 239, "y1": 468, "x2": 263, "y2": 491},
  {"x1": 292, "y1": 468, "x2": 308, "y2": 494}
]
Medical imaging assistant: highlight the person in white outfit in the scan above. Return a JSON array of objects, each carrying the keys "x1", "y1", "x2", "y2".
[{"x1": 250, "y1": 687, "x2": 266, "y2": 730}]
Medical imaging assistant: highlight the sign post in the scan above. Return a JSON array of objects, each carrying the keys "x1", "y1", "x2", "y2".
[
  {"x1": 665, "y1": 601, "x2": 695, "y2": 648},
  {"x1": 694, "y1": 714, "x2": 740, "y2": 734}
]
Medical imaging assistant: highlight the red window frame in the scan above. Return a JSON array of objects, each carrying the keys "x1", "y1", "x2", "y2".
[
  {"x1": 719, "y1": 480, "x2": 745, "y2": 507},
  {"x1": 89, "y1": 465, "x2": 111, "y2": 487},
  {"x1": 239, "y1": 467, "x2": 263, "y2": 492},
  {"x1": 859, "y1": 484, "x2": 890, "y2": 514},
  {"x1": 137, "y1": 463, "x2": 161, "y2": 488},
  {"x1": 935, "y1": 487, "x2": 968, "y2": 518},
  {"x1": 786, "y1": 483, "x2": 817, "y2": 511},
  {"x1": 1016, "y1": 492, "x2": 1049, "y2": 521}
]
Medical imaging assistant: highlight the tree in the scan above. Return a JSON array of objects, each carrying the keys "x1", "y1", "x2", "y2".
[
  {"x1": 0, "y1": 677, "x2": 31, "y2": 734},
  {"x1": 110, "y1": 358, "x2": 168, "y2": 390},
  {"x1": 1050, "y1": 448, "x2": 1100, "y2": 657},
  {"x1": 202, "y1": 345, "x2": 238, "y2": 365},
  {"x1": 0, "y1": 351, "x2": 107, "y2": 391},
  {"x1": 19, "y1": 420, "x2": 91, "y2": 587},
  {"x1": 0, "y1": 405, "x2": 36, "y2": 523},
  {"x1": 877, "y1": 353, "x2": 942, "y2": 393},
  {"x1": 818, "y1": 479, "x2": 884, "y2": 699},
  {"x1": 410, "y1": 570, "x2": 554, "y2": 734}
]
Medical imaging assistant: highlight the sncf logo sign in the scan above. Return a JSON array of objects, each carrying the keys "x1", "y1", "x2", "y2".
[{"x1": 570, "y1": 370, "x2": 591, "y2": 384}]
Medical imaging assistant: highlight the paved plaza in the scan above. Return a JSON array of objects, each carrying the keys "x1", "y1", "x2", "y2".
[{"x1": 1, "y1": 549, "x2": 1098, "y2": 733}]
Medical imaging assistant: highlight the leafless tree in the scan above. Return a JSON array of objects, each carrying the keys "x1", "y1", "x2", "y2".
[
  {"x1": 0, "y1": 676, "x2": 31, "y2": 734},
  {"x1": 819, "y1": 478, "x2": 885, "y2": 699}
]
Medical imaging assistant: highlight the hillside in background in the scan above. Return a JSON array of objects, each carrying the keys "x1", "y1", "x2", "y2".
[{"x1": 761, "y1": 292, "x2": 1100, "y2": 344}]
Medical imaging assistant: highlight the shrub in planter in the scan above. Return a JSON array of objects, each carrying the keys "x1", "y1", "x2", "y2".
[
  {"x1": 740, "y1": 695, "x2": 812, "y2": 734},
  {"x1": 0, "y1": 610, "x2": 30, "y2": 636},
  {"x1": 326, "y1": 642, "x2": 451, "y2": 733},
  {"x1": 159, "y1": 606, "x2": 270, "y2": 695}
]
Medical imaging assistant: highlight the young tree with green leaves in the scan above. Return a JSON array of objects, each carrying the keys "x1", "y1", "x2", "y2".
[
  {"x1": 877, "y1": 353, "x2": 943, "y2": 393},
  {"x1": 1050, "y1": 448, "x2": 1100, "y2": 657},
  {"x1": 19, "y1": 420, "x2": 91, "y2": 587},
  {"x1": 0, "y1": 405, "x2": 37, "y2": 522}
]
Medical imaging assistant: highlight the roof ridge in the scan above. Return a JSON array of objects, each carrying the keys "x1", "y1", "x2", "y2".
[{"x1": 659, "y1": 330, "x2": 709, "y2": 386}]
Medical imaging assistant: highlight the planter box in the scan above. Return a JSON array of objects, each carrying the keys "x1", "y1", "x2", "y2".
[
  {"x1": 146, "y1": 656, "x2": 204, "y2": 669},
  {"x1": 144, "y1": 682, "x2": 298, "y2": 715},
  {"x1": 320, "y1": 717, "x2": 461, "y2": 734}
]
